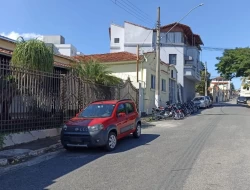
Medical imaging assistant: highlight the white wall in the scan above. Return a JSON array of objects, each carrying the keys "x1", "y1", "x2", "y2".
[
  {"x1": 160, "y1": 46, "x2": 184, "y2": 86},
  {"x1": 54, "y1": 44, "x2": 77, "y2": 56},
  {"x1": 110, "y1": 24, "x2": 124, "y2": 53}
]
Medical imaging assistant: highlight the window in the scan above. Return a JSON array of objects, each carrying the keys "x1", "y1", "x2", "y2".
[
  {"x1": 151, "y1": 75, "x2": 156, "y2": 89},
  {"x1": 169, "y1": 54, "x2": 177, "y2": 65},
  {"x1": 79, "y1": 104, "x2": 115, "y2": 118},
  {"x1": 171, "y1": 70, "x2": 174, "y2": 78},
  {"x1": 166, "y1": 32, "x2": 183, "y2": 43},
  {"x1": 114, "y1": 38, "x2": 119, "y2": 43},
  {"x1": 162, "y1": 79, "x2": 166, "y2": 92},
  {"x1": 126, "y1": 103, "x2": 134, "y2": 114},
  {"x1": 117, "y1": 103, "x2": 126, "y2": 114}
]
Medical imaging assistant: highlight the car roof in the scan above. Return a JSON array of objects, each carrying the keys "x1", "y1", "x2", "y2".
[{"x1": 91, "y1": 99, "x2": 134, "y2": 105}]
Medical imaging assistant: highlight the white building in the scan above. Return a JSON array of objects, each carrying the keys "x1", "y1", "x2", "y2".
[
  {"x1": 41, "y1": 35, "x2": 83, "y2": 56},
  {"x1": 240, "y1": 78, "x2": 250, "y2": 97},
  {"x1": 210, "y1": 77, "x2": 231, "y2": 101},
  {"x1": 109, "y1": 21, "x2": 204, "y2": 102}
]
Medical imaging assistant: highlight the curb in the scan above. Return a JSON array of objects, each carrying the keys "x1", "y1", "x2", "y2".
[{"x1": 0, "y1": 143, "x2": 62, "y2": 167}]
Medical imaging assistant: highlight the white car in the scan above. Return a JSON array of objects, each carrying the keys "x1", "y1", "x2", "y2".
[{"x1": 192, "y1": 96, "x2": 209, "y2": 108}]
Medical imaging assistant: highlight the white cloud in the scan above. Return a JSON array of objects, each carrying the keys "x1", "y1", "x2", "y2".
[{"x1": 0, "y1": 31, "x2": 43, "y2": 41}]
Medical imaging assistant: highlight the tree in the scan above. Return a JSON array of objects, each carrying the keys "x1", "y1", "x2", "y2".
[
  {"x1": 195, "y1": 70, "x2": 211, "y2": 96},
  {"x1": 11, "y1": 37, "x2": 54, "y2": 72},
  {"x1": 1, "y1": 37, "x2": 54, "y2": 120},
  {"x1": 216, "y1": 47, "x2": 250, "y2": 80},
  {"x1": 230, "y1": 83, "x2": 235, "y2": 91},
  {"x1": 72, "y1": 59, "x2": 121, "y2": 86}
]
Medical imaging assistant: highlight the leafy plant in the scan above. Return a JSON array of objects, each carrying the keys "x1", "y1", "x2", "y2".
[
  {"x1": 11, "y1": 37, "x2": 54, "y2": 72},
  {"x1": 72, "y1": 59, "x2": 121, "y2": 86},
  {"x1": 216, "y1": 47, "x2": 250, "y2": 80}
]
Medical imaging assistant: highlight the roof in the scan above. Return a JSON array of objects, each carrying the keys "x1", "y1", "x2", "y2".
[
  {"x1": 0, "y1": 35, "x2": 16, "y2": 43},
  {"x1": 159, "y1": 22, "x2": 203, "y2": 46},
  {"x1": 124, "y1": 21, "x2": 152, "y2": 30},
  {"x1": 0, "y1": 48, "x2": 13, "y2": 56},
  {"x1": 74, "y1": 52, "x2": 137, "y2": 63},
  {"x1": 0, "y1": 48, "x2": 71, "y2": 69}
]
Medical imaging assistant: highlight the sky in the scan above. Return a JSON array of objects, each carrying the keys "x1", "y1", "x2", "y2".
[{"x1": 1, "y1": 0, "x2": 249, "y2": 89}]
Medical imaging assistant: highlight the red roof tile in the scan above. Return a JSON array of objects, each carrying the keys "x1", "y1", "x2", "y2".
[
  {"x1": 74, "y1": 52, "x2": 138, "y2": 63},
  {"x1": 0, "y1": 48, "x2": 13, "y2": 56}
]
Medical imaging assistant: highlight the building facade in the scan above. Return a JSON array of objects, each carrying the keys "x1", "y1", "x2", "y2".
[
  {"x1": 210, "y1": 77, "x2": 231, "y2": 102},
  {"x1": 109, "y1": 21, "x2": 204, "y2": 102},
  {"x1": 75, "y1": 52, "x2": 178, "y2": 114}
]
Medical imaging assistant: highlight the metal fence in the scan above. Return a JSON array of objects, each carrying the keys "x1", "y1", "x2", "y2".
[{"x1": 0, "y1": 59, "x2": 139, "y2": 134}]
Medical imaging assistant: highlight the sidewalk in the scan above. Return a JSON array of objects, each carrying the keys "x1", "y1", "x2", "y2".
[{"x1": 0, "y1": 136, "x2": 62, "y2": 167}]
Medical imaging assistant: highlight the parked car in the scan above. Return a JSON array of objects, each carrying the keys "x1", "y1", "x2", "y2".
[
  {"x1": 237, "y1": 96, "x2": 247, "y2": 104},
  {"x1": 192, "y1": 96, "x2": 209, "y2": 108},
  {"x1": 61, "y1": 99, "x2": 141, "y2": 151},
  {"x1": 205, "y1": 96, "x2": 213, "y2": 107}
]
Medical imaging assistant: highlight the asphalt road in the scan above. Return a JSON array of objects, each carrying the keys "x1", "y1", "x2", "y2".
[{"x1": 1, "y1": 101, "x2": 250, "y2": 190}]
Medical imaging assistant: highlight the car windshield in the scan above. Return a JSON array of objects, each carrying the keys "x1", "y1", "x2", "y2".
[
  {"x1": 79, "y1": 104, "x2": 115, "y2": 118},
  {"x1": 193, "y1": 97, "x2": 204, "y2": 101}
]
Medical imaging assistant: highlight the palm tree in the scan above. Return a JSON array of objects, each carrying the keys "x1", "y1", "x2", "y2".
[{"x1": 72, "y1": 59, "x2": 121, "y2": 86}]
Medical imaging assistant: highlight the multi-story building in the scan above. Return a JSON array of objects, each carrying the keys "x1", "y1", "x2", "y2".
[
  {"x1": 109, "y1": 21, "x2": 204, "y2": 102},
  {"x1": 41, "y1": 35, "x2": 83, "y2": 56}
]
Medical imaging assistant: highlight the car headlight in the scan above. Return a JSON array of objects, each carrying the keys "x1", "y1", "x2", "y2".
[
  {"x1": 62, "y1": 124, "x2": 67, "y2": 131},
  {"x1": 88, "y1": 124, "x2": 104, "y2": 132}
]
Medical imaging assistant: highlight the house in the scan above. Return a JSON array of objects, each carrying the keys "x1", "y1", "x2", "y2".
[
  {"x1": 109, "y1": 21, "x2": 204, "y2": 102},
  {"x1": 210, "y1": 77, "x2": 231, "y2": 102},
  {"x1": 0, "y1": 35, "x2": 74, "y2": 73},
  {"x1": 74, "y1": 51, "x2": 178, "y2": 114}
]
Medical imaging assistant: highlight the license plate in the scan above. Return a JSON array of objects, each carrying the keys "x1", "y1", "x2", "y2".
[{"x1": 70, "y1": 137, "x2": 82, "y2": 143}]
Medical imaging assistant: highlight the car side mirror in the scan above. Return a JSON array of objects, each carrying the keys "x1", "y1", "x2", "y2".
[{"x1": 118, "y1": 112, "x2": 126, "y2": 117}]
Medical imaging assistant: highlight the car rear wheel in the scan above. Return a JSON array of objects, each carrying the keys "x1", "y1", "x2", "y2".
[
  {"x1": 105, "y1": 132, "x2": 117, "y2": 151},
  {"x1": 133, "y1": 123, "x2": 141, "y2": 138}
]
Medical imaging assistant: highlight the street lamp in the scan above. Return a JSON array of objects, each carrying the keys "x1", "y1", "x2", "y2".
[
  {"x1": 165, "y1": 3, "x2": 204, "y2": 36},
  {"x1": 155, "y1": 3, "x2": 204, "y2": 107}
]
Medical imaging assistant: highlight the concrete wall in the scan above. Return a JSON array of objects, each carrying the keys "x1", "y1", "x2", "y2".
[
  {"x1": 3, "y1": 128, "x2": 61, "y2": 148},
  {"x1": 54, "y1": 44, "x2": 77, "y2": 56},
  {"x1": 42, "y1": 35, "x2": 65, "y2": 44},
  {"x1": 183, "y1": 78, "x2": 196, "y2": 101},
  {"x1": 110, "y1": 24, "x2": 125, "y2": 53},
  {"x1": 0, "y1": 38, "x2": 16, "y2": 51}
]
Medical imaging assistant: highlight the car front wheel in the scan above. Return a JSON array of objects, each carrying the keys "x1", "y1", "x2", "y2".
[
  {"x1": 105, "y1": 132, "x2": 117, "y2": 151},
  {"x1": 133, "y1": 123, "x2": 141, "y2": 138}
]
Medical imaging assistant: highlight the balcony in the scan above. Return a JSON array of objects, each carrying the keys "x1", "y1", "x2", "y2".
[{"x1": 184, "y1": 64, "x2": 201, "y2": 82}]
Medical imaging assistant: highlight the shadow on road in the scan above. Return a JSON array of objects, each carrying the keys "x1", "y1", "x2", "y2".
[{"x1": 0, "y1": 134, "x2": 160, "y2": 190}]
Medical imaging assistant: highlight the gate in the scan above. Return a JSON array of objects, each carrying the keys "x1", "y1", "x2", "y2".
[{"x1": 116, "y1": 77, "x2": 139, "y2": 110}]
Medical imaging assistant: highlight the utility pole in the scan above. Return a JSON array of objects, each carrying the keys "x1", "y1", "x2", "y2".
[
  {"x1": 204, "y1": 61, "x2": 207, "y2": 96},
  {"x1": 136, "y1": 44, "x2": 139, "y2": 82},
  {"x1": 155, "y1": 7, "x2": 161, "y2": 107}
]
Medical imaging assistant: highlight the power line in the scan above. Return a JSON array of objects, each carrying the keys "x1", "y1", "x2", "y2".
[
  {"x1": 110, "y1": 0, "x2": 154, "y2": 27},
  {"x1": 120, "y1": 0, "x2": 154, "y2": 23},
  {"x1": 123, "y1": 0, "x2": 152, "y2": 20}
]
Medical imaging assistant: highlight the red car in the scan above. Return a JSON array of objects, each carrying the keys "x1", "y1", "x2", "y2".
[{"x1": 61, "y1": 99, "x2": 141, "y2": 151}]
